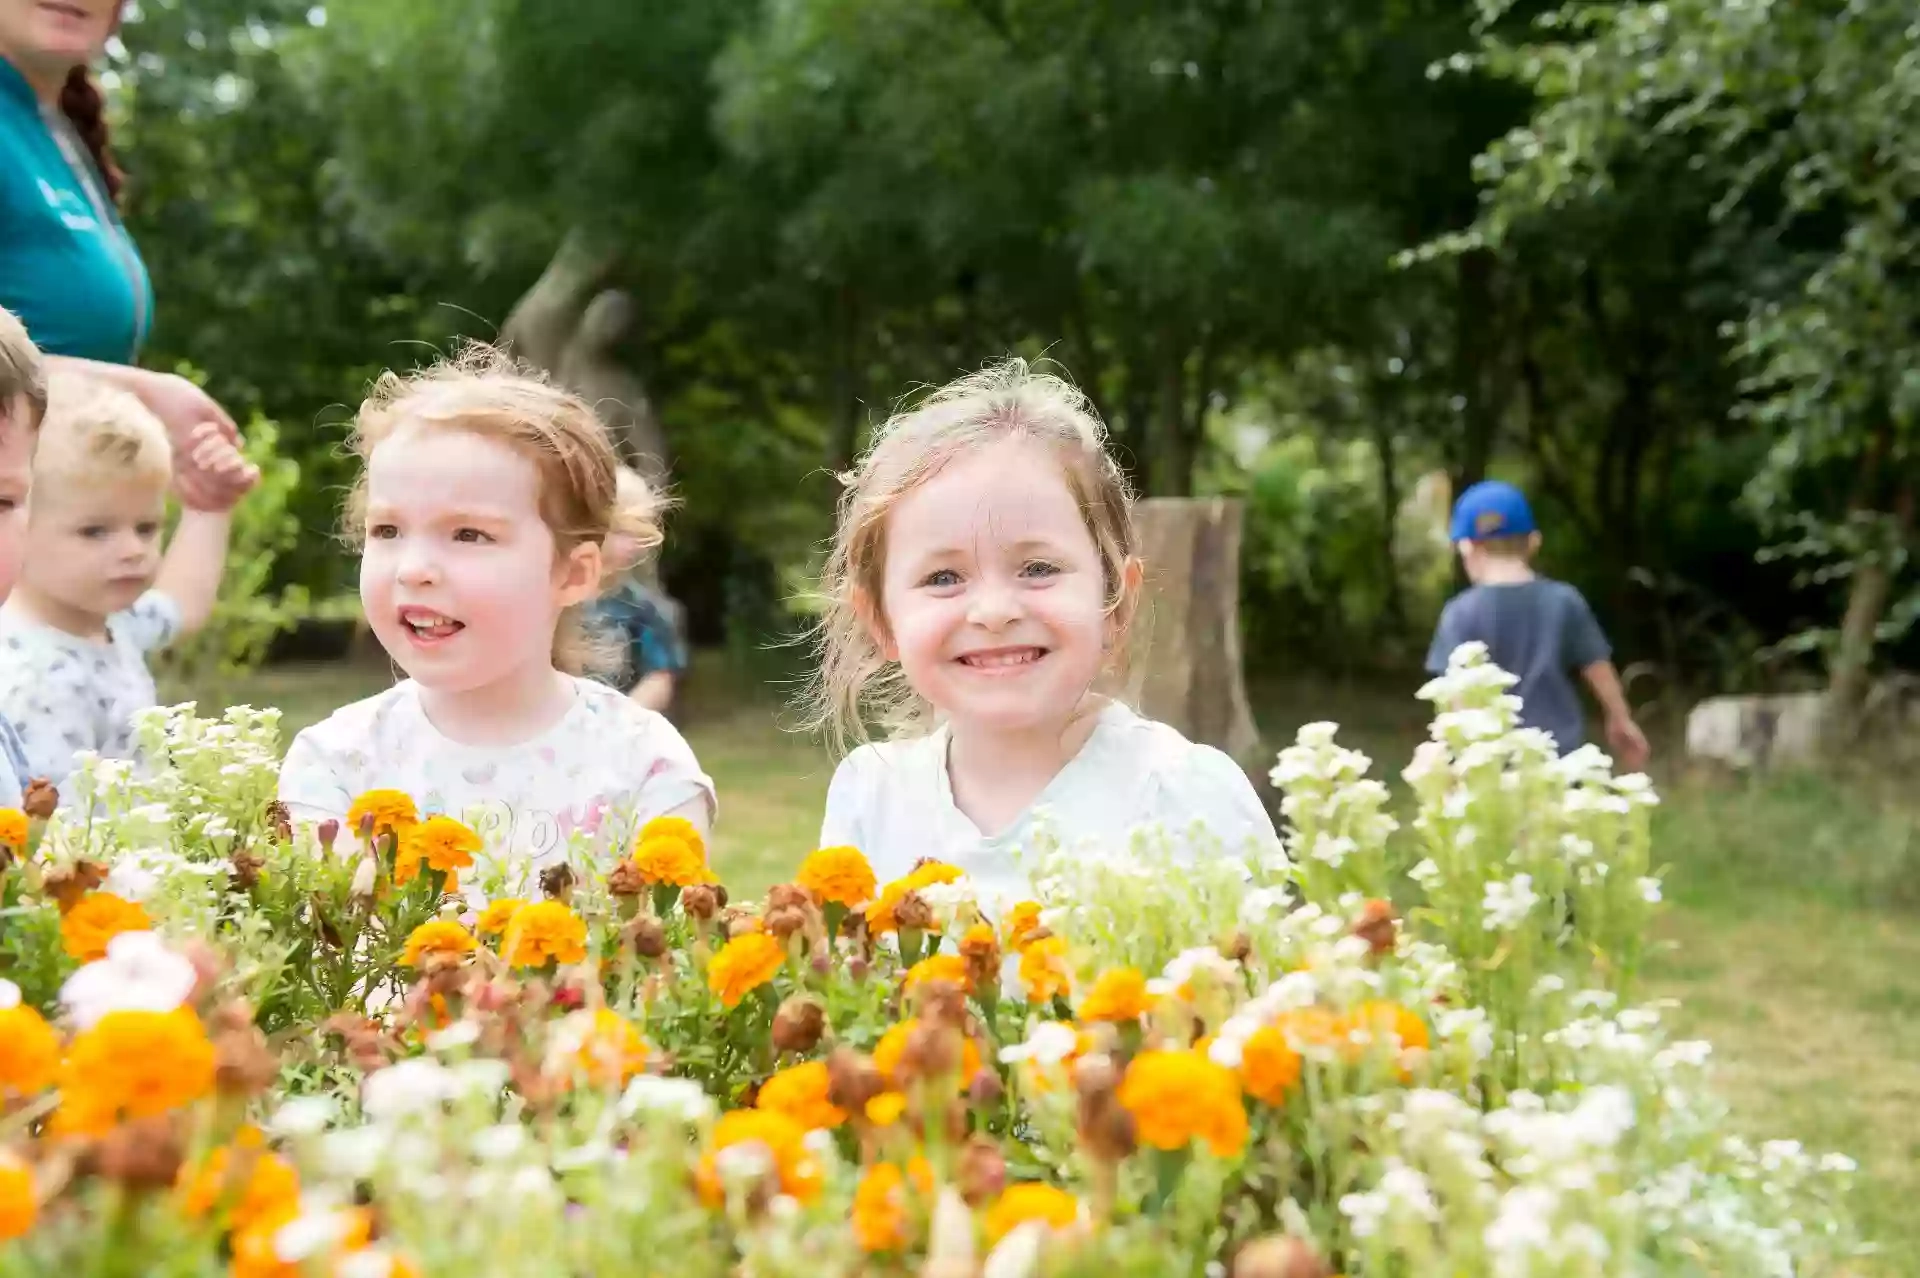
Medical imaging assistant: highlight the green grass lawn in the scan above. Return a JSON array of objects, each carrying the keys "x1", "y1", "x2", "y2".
[{"x1": 170, "y1": 656, "x2": 1920, "y2": 1272}]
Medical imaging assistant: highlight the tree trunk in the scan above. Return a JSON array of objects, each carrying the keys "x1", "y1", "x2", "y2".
[
  {"x1": 1123, "y1": 497, "x2": 1261, "y2": 763},
  {"x1": 1369, "y1": 414, "x2": 1408, "y2": 634},
  {"x1": 1821, "y1": 479, "x2": 1916, "y2": 744}
]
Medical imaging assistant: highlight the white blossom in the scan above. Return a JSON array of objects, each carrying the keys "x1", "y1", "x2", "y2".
[{"x1": 60, "y1": 931, "x2": 198, "y2": 1029}]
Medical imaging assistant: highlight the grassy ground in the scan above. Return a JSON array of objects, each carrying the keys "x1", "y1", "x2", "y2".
[{"x1": 172, "y1": 657, "x2": 1920, "y2": 1271}]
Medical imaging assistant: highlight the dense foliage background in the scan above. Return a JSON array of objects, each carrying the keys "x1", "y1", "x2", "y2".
[{"x1": 107, "y1": 0, "x2": 1920, "y2": 720}]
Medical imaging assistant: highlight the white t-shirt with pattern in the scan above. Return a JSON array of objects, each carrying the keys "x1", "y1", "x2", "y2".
[
  {"x1": 818, "y1": 701, "x2": 1279, "y2": 912},
  {"x1": 0, "y1": 589, "x2": 181, "y2": 793},
  {"x1": 278, "y1": 676, "x2": 716, "y2": 885}
]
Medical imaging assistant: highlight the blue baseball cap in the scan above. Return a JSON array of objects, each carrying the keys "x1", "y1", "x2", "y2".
[{"x1": 1449, "y1": 480, "x2": 1537, "y2": 542}]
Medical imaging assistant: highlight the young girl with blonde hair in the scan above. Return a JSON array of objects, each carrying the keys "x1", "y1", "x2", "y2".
[
  {"x1": 811, "y1": 358, "x2": 1274, "y2": 905},
  {"x1": 279, "y1": 344, "x2": 713, "y2": 880}
]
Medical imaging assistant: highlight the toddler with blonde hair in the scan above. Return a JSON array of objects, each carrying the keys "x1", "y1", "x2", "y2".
[
  {"x1": 811, "y1": 358, "x2": 1275, "y2": 907},
  {"x1": 0, "y1": 305, "x2": 48, "y2": 806},
  {"x1": 0, "y1": 368, "x2": 256, "y2": 792},
  {"x1": 278, "y1": 344, "x2": 713, "y2": 882}
]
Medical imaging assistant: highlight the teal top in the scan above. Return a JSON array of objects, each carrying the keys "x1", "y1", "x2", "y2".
[{"x1": 0, "y1": 58, "x2": 151, "y2": 363}]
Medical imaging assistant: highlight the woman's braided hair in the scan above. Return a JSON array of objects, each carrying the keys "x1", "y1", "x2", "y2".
[{"x1": 59, "y1": 66, "x2": 124, "y2": 202}]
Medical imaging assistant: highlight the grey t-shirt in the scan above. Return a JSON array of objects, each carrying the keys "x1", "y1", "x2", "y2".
[{"x1": 1425, "y1": 579, "x2": 1611, "y2": 753}]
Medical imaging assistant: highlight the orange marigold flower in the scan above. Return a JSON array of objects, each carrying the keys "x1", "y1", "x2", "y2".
[
  {"x1": 0, "y1": 807, "x2": 26, "y2": 849},
  {"x1": 1117, "y1": 1048, "x2": 1248, "y2": 1158},
  {"x1": 1349, "y1": 999, "x2": 1431, "y2": 1054},
  {"x1": 865, "y1": 1091, "x2": 907, "y2": 1126},
  {"x1": 694, "y1": 1109, "x2": 822, "y2": 1206},
  {"x1": 55, "y1": 1008, "x2": 216, "y2": 1137},
  {"x1": 851, "y1": 1158, "x2": 935, "y2": 1253},
  {"x1": 570, "y1": 1008, "x2": 650, "y2": 1085},
  {"x1": 1272, "y1": 1005, "x2": 1349, "y2": 1056},
  {"x1": 177, "y1": 1137, "x2": 301, "y2": 1234},
  {"x1": 501, "y1": 900, "x2": 588, "y2": 968},
  {"x1": 1077, "y1": 967, "x2": 1155, "y2": 1023},
  {"x1": 475, "y1": 898, "x2": 526, "y2": 936},
  {"x1": 1018, "y1": 935, "x2": 1072, "y2": 1003},
  {"x1": 755, "y1": 1060, "x2": 847, "y2": 1130},
  {"x1": 631, "y1": 816, "x2": 714, "y2": 886},
  {"x1": 346, "y1": 789, "x2": 418, "y2": 838},
  {"x1": 1239, "y1": 1026, "x2": 1304, "y2": 1105},
  {"x1": 0, "y1": 1003, "x2": 60, "y2": 1099},
  {"x1": 1002, "y1": 900, "x2": 1044, "y2": 950},
  {"x1": 400, "y1": 919, "x2": 477, "y2": 968},
  {"x1": 59, "y1": 891, "x2": 152, "y2": 962},
  {"x1": 796, "y1": 845, "x2": 877, "y2": 907},
  {"x1": 229, "y1": 1204, "x2": 370, "y2": 1278},
  {"x1": 984, "y1": 1182, "x2": 1080, "y2": 1244},
  {"x1": 707, "y1": 931, "x2": 786, "y2": 1008},
  {"x1": 0, "y1": 1152, "x2": 34, "y2": 1242},
  {"x1": 960, "y1": 923, "x2": 998, "y2": 956},
  {"x1": 904, "y1": 953, "x2": 972, "y2": 993},
  {"x1": 394, "y1": 815, "x2": 480, "y2": 886},
  {"x1": 872, "y1": 1018, "x2": 983, "y2": 1086},
  {"x1": 865, "y1": 860, "x2": 963, "y2": 934}
]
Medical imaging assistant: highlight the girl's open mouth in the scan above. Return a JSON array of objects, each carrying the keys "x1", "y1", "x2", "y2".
[
  {"x1": 398, "y1": 607, "x2": 464, "y2": 642},
  {"x1": 956, "y1": 646, "x2": 1046, "y2": 670}
]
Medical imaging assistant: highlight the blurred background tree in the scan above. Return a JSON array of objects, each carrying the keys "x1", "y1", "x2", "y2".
[{"x1": 99, "y1": 0, "x2": 1920, "y2": 732}]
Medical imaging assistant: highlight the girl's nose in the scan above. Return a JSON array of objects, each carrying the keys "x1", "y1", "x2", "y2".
[{"x1": 966, "y1": 576, "x2": 1021, "y2": 630}]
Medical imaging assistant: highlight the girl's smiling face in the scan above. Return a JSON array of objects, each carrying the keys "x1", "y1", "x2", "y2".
[
  {"x1": 874, "y1": 435, "x2": 1116, "y2": 741},
  {"x1": 359, "y1": 424, "x2": 599, "y2": 696}
]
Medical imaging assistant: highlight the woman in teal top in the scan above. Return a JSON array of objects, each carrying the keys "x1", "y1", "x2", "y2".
[{"x1": 0, "y1": 0, "x2": 250, "y2": 508}]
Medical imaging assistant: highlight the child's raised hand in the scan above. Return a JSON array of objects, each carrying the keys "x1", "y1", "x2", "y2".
[{"x1": 178, "y1": 422, "x2": 260, "y2": 512}]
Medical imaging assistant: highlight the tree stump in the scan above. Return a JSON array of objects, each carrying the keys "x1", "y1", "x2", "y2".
[{"x1": 1122, "y1": 497, "x2": 1261, "y2": 763}]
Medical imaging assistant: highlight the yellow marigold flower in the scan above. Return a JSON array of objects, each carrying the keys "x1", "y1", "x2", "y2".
[
  {"x1": 631, "y1": 816, "x2": 714, "y2": 886},
  {"x1": 1002, "y1": 900, "x2": 1044, "y2": 950},
  {"x1": 960, "y1": 922, "x2": 998, "y2": 957},
  {"x1": 59, "y1": 890, "x2": 152, "y2": 962},
  {"x1": 0, "y1": 1003, "x2": 59, "y2": 1099},
  {"x1": 865, "y1": 860, "x2": 963, "y2": 934},
  {"x1": 904, "y1": 952, "x2": 972, "y2": 993},
  {"x1": 1077, "y1": 967, "x2": 1154, "y2": 1023},
  {"x1": 865, "y1": 1091, "x2": 907, "y2": 1126},
  {"x1": 394, "y1": 815, "x2": 480, "y2": 886},
  {"x1": 501, "y1": 900, "x2": 588, "y2": 968},
  {"x1": 872, "y1": 1018, "x2": 983, "y2": 1086},
  {"x1": 1117, "y1": 1048, "x2": 1248, "y2": 1158},
  {"x1": 0, "y1": 1152, "x2": 34, "y2": 1242},
  {"x1": 1018, "y1": 935, "x2": 1072, "y2": 1003},
  {"x1": 1239, "y1": 1026, "x2": 1304, "y2": 1105},
  {"x1": 55, "y1": 1008, "x2": 216, "y2": 1137},
  {"x1": 0, "y1": 807, "x2": 26, "y2": 849},
  {"x1": 475, "y1": 898, "x2": 526, "y2": 936},
  {"x1": 401, "y1": 919, "x2": 478, "y2": 968},
  {"x1": 984, "y1": 1182, "x2": 1080, "y2": 1244},
  {"x1": 346, "y1": 789, "x2": 418, "y2": 838},
  {"x1": 178, "y1": 1137, "x2": 301, "y2": 1234},
  {"x1": 573, "y1": 1008, "x2": 650, "y2": 1085},
  {"x1": 796, "y1": 844, "x2": 877, "y2": 907},
  {"x1": 851, "y1": 1158, "x2": 934, "y2": 1253},
  {"x1": 694, "y1": 1109, "x2": 822, "y2": 1207},
  {"x1": 707, "y1": 931, "x2": 786, "y2": 1008},
  {"x1": 755, "y1": 1060, "x2": 847, "y2": 1130}
]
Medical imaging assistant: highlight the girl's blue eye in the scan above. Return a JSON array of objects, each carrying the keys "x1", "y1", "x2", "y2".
[
  {"x1": 1023, "y1": 560, "x2": 1061, "y2": 578},
  {"x1": 921, "y1": 568, "x2": 961, "y2": 588},
  {"x1": 367, "y1": 524, "x2": 399, "y2": 540},
  {"x1": 453, "y1": 528, "x2": 492, "y2": 544}
]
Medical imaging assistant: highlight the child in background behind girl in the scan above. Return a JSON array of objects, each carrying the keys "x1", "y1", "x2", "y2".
[
  {"x1": 279, "y1": 345, "x2": 714, "y2": 884},
  {"x1": 810, "y1": 358, "x2": 1275, "y2": 908}
]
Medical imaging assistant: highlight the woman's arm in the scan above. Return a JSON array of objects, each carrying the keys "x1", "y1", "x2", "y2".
[{"x1": 44, "y1": 355, "x2": 253, "y2": 509}]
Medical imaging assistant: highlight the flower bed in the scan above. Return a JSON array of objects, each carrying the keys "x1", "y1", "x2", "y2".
[{"x1": 0, "y1": 647, "x2": 1865, "y2": 1276}]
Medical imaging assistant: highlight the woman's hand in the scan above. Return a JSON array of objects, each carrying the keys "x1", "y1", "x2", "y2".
[{"x1": 134, "y1": 372, "x2": 253, "y2": 510}]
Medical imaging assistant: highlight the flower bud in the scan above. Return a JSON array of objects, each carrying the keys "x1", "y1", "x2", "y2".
[
  {"x1": 606, "y1": 859, "x2": 646, "y2": 899},
  {"x1": 682, "y1": 884, "x2": 720, "y2": 921},
  {"x1": 1220, "y1": 930, "x2": 1253, "y2": 964},
  {"x1": 825, "y1": 1047, "x2": 884, "y2": 1116},
  {"x1": 349, "y1": 853, "x2": 378, "y2": 903},
  {"x1": 1231, "y1": 1236, "x2": 1332, "y2": 1278},
  {"x1": 956, "y1": 1135, "x2": 1006, "y2": 1206},
  {"x1": 21, "y1": 778, "x2": 57, "y2": 820},
  {"x1": 624, "y1": 915, "x2": 668, "y2": 959},
  {"x1": 317, "y1": 818, "x2": 340, "y2": 852},
  {"x1": 771, "y1": 996, "x2": 827, "y2": 1054},
  {"x1": 766, "y1": 905, "x2": 809, "y2": 941},
  {"x1": 1352, "y1": 899, "x2": 1399, "y2": 959},
  {"x1": 229, "y1": 849, "x2": 265, "y2": 894},
  {"x1": 966, "y1": 1067, "x2": 1004, "y2": 1110}
]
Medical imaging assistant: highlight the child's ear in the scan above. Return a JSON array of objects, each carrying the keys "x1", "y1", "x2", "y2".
[
  {"x1": 854, "y1": 586, "x2": 898, "y2": 661},
  {"x1": 1108, "y1": 557, "x2": 1146, "y2": 646},
  {"x1": 556, "y1": 541, "x2": 604, "y2": 608},
  {"x1": 1527, "y1": 531, "x2": 1544, "y2": 555}
]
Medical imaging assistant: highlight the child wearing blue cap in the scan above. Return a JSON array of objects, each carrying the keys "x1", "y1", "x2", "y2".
[{"x1": 1427, "y1": 480, "x2": 1649, "y2": 769}]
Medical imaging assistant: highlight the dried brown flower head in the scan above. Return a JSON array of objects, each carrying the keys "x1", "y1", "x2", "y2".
[
  {"x1": 771, "y1": 995, "x2": 827, "y2": 1054},
  {"x1": 22, "y1": 778, "x2": 57, "y2": 820},
  {"x1": 681, "y1": 884, "x2": 720, "y2": 921}
]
